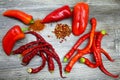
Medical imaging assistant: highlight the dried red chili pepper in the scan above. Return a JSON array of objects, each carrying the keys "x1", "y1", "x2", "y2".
[
  {"x1": 41, "y1": 5, "x2": 72, "y2": 23},
  {"x1": 72, "y1": 2, "x2": 89, "y2": 36},
  {"x1": 27, "y1": 53, "x2": 46, "y2": 73},
  {"x1": 21, "y1": 49, "x2": 38, "y2": 66},
  {"x1": 12, "y1": 41, "x2": 39, "y2": 55},
  {"x1": 2, "y1": 25, "x2": 25, "y2": 56},
  {"x1": 25, "y1": 31, "x2": 46, "y2": 41},
  {"x1": 47, "y1": 55, "x2": 55, "y2": 73},
  {"x1": 3, "y1": 9, "x2": 34, "y2": 24},
  {"x1": 12, "y1": 31, "x2": 65, "y2": 78}
]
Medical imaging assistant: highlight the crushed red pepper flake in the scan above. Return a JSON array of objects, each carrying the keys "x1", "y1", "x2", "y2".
[
  {"x1": 28, "y1": 19, "x2": 45, "y2": 31},
  {"x1": 53, "y1": 23, "x2": 71, "y2": 39}
]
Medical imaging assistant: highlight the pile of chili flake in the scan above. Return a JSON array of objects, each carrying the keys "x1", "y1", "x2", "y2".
[{"x1": 53, "y1": 23, "x2": 71, "y2": 39}]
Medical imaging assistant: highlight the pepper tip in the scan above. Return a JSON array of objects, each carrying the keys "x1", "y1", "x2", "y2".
[{"x1": 27, "y1": 68, "x2": 32, "y2": 73}]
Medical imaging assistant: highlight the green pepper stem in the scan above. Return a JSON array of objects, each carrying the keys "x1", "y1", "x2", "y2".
[
  {"x1": 63, "y1": 57, "x2": 68, "y2": 63},
  {"x1": 21, "y1": 27, "x2": 29, "y2": 32},
  {"x1": 30, "y1": 19, "x2": 34, "y2": 24},
  {"x1": 80, "y1": 57, "x2": 85, "y2": 63}
]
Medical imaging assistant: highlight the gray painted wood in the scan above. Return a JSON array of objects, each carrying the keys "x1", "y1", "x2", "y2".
[{"x1": 0, "y1": 0, "x2": 120, "y2": 80}]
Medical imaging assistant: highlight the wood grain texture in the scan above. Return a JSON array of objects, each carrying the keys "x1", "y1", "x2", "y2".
[{"x1": 0, "y1": 0, "x2": 120, "y2": 80}]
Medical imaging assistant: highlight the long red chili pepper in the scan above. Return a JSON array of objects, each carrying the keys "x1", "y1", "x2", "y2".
[
  {"x1": 44, "y1": 50, "x2": 65, "y2": 78},
  {"x1": 65, "y1": 17, "x2": 97, "y2": 73},
  {"x1": 72, "y1": 2, "x2": 89, "y2": 36},
  {"x1": 80, "y1": 37, "x2": 101, "y2": 68},
  {"x1": 12, "y1": 41, "x2": 39, "y2": 55},
  {"x1": 97, "y1": 31, "x2": 119, "y2": 78},
  {"x1": 27, "y1": 53, "x2": 46, "y2": 73},
  {"x1": 25, "y1": 31, "x2": 46, "y2": 41},
  {"x1": 63, "y1": 32, "x2": 100, "y2": 63},
  {"x1": 41, "y1": 5, "x2": 72, "y2": 23},
  {"x1": 20, "y1": 43, "x2": 49, "y2": 57},
  {"x1": 80, "y1": 30, "x2": 107, "y2": 68},
  {"x1": 2, "y1": 25, "x2": 25, "y2": 56},
  {"x1": 3, "y1": 9, "x2": 34, "y2": 24},
  {"x1": 21, "y1": 48, "x2": 39, "y2": 66},
  {"x1": 47, "y1": 55, "x2": 55, "y2": 73},
  {"x1": 101, "y1": 48, "x2": 114, "y2": 62},
  {"x1": 99, "y1": 62, "x2": 119, "y2": 78}
]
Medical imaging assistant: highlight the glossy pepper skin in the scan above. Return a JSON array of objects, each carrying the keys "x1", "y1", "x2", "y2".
[
  {"x1": 2, "y1": 25, "x2": 25, "y2": 56},
  {"x1": 3, "y1": 9, "x2": 34, "y2": 24},
  {"x1": 41, "y1": 5, "x2": 72, "y2": 23},
  {"x1": 72, "y1": 2, "x2": 89, "y2": 36}
]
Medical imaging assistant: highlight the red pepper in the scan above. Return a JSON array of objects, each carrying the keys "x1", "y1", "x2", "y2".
[
  {"x1": 41, "y1": 5, "x2": 72, "y2": 23},
  {"x1": 2, "y1": 25, "x2": 25, "y2": 56},
  {"x1": 27, "y1": 53, "x2": 47, "y2": 73},
  {"x1": 72, "y1": 2, "x2": 89, "y2": 36},
  {"x1": 3, "y1": 9, "x2": 34, "y2": 24},
  {"x1": 47, "y1": 55, "x2": 55, "y2": 73},
  {"x1": 63, "y1": 32, "x2": 99, "y2": 63},
  {"x1": 64, "y1": 18, "x2": 96, "y2": 73}
]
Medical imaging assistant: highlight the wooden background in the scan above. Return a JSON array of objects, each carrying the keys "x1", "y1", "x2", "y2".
[{"x1": 0, "y1": 0, "x2": 120, "y2": 80}]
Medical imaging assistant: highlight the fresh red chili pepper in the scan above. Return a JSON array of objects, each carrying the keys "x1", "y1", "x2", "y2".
[
  {"x1": 72, "y1": 2, "x2": 89, "y2": 36},
  {"x1": 41, "y1": 5, "x2": 72, "y2": 23},
  {"x1": 63, "y1": 31, "x2": 100, "y2": 63},
  {"x1": 101, "y1": 48, "x2": 114, "y2": 62},
  {"x1": 2, "y1": 25, "x2": 25, "y2": 56},
  {"x1": 47, "y1": 55, "x2": 55, "y2": 73},
  {"x1": 27, "y1": 53, "x2": 46, "y2": 73},
  {"x1": 80, "y1": 30, "x2": 118, "y2": 78},
  {"x1": 65, "y1": 17, "x2": 96, "y2": 73},
  {"x1": 3, "y1": 9, "x2": 34, "y2": 24},
  {"x1": 97, "y1": 31, "x2": 119, "y2": 78},
  {"x1": 99, "y1": 62, "x2": 119, "y2": 78},
  {"x1": 80, "y1": 30, "x2": 107, "y2": 68},
  {"x1": 80, "y1": 37, "x2": 101, "y2": 68}
]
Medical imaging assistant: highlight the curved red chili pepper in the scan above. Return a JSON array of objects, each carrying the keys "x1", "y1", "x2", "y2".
[
  {"x1": 64, "y1": 17, "x2": 96, "y2": 73},
  {"x1": 99, "y1": 62, "x2": 119, "y2": 78},
  {"x1": 41, "y1": 5, "x2": 72, "y2": 23},
  {"x1": 72, "y1": 2, "x2": 89, "y2": 36},
  {"x1": 12, "y1": 41, "x2": 39, "y2": 55},
  {"x1": 27, "y1": 53, "x2": 46, "y2": 73},
  {"x1": 3, "y1": 9, "x2": 34, "y2": 24},
  {"x1": 2, "y1": 25, "x2": 25, "y2": 56},
  {"x1": 21, "y1": 48, "x2": 39, "y2": 66},
  {"x1": 63, "y1": 32, "x2": 99, "y2": 63},
  {"x1": 101, "y1": 48, "x2": 114, "y2": 62},
  {"x1": 80, "y1": 37, "x2": 101, "y2": 68}
]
